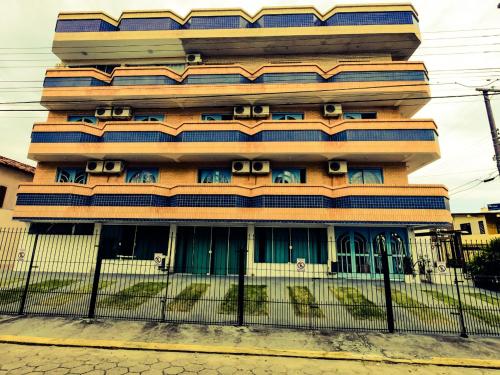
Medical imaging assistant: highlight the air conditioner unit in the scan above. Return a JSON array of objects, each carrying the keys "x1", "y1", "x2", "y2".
[
  {"x1": 112, "y1": 106, "x2": 133, "y2": 120},
  {"x1": 233, "y1": 105, "x2": 251, "y2": 119},
  {"x1": 252, "y1": 161, "x2": 270, "y2": 174},
  {"x1": 328, "y1": 160, "x2": 347, "y2": 175},
  {"x1": 323, "y1": 103, "x2": 343, "y2": 118},
  {"x1": 85, "y1": 160, "x2": 104, "y2": 174},
  {"x1": 102, "y1": 160, "x2": 124, "y2": 174},
  {"x1": 252, "y1": 105, "x2": 270, "y2": 118},
  {"x1": 186, "y1": 53, "x2": 202, "y2": 64},
  {"x1": 95, "y1": 107, "x2": 113, "y2": 120},
  {"x1": 232, "y1": 160, "x2": 251, "y2": 174}
]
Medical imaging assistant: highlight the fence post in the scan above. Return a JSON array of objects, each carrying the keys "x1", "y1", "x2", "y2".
[
  {"x1": 88, "y1": 234, "x2": 103, "y2": 319},
  {"x1": 451, "y1": 232, "x2": 468, "y2": 338},
  {"x1": 18, "y1": 233, "x2": 39, "y2": 315},
  {"x1": 237, "y1": 246, "x2": 245, "y2": 326},
  {"x1": 381, "y1": 245, "x2": 395, "y2": 333}
]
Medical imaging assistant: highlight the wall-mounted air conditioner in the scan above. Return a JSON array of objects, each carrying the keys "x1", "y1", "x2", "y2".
[
  {"x1": 85, "y1": 161, "x2": 104, "y2": 174},
  {"x1": 186, "y1": 53, "x2": 202, "y2": 64},
  {"x1": 233, "y1": 105, "x2": 251, "y2": 119},
  {"x1": 112, "y1": 106, "x2": 133, "y2": 120},
  {"x1": 102, "y1": 160, "x2": 125, "y2": 174},
  {"x1": 95, "y1": 107, "x2": 113, "y2": 120},
  {"x1": 252, "y1": 105, "x2": 270, "y2": 118},
  {"x1": 252, "y1": 161, "x2": 270, "y2": 174},
  {"x1": 232, "y1": 160, "x2": 251, "y2": 174},
  {"x1": 323, "y1": 103, "x2": 343, "y2": 118},
  {"x1": 328, "y1": 160, "x2": 347, "y2": 175}
]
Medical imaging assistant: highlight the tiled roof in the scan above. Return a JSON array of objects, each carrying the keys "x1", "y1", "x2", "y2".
[{"x1": 0, "y1": 156, "x2": 35, "y2": 174}]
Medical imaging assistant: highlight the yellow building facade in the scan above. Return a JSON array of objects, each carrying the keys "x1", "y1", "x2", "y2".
[{"x1": 13, "y1": 4, "x2": 451, "y2": 277}]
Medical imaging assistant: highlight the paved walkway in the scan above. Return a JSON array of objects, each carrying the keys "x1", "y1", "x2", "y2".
[{"x1": 0, "y1": 342, "x2": 496, "y2": 375}]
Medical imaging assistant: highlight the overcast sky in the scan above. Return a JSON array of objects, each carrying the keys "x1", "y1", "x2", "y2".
[{"x1": 0, "y1": 0, "x2": 499, "y2": 212}]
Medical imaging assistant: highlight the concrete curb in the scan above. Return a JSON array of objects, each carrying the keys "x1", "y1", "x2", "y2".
[{"x1": 0, "y1": 335, "x2": 499, "y2": 369}]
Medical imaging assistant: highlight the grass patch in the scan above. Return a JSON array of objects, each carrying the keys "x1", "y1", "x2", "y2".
[
  {"x1": 391, "y1": 288, "x2": 450, "y2": 323},
  {"x1": 288, "y1": 286, "x2": 324, "y2": 318},
  {"x1": 0, "y1": 278, "x2": 23, "y2": 288},
  {"x1": 44, "y1": 280, "x2": 115, "y2": 307},
  {"x1": 99, "y1": 281, "x2": 166, "y2": 309},
  {"x1": 167, "y1": 283, "x2": 209, "y2": 312},
  {"x1": 0, "y1": 278, "x2": 76, "y2": 305},
  {"x1": 331, "y1": 287, "x2": 384, "y2": 320},
  {"x1": 425, "y1": 290, "x2": 500, "y2": 328},
  {"x1": 219, "y1": 285, "x2": 268, "y2": 316},
  {"x1": 466, "y1": 292, "x2": 500, "y2": 305}
]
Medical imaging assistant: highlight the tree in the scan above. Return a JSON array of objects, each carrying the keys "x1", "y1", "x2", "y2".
[{"x1": 467, "y1": 238, "x2": 500, "y2": 291}]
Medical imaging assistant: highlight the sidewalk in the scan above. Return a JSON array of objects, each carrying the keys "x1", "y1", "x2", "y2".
[{"x1": 0, "y1": 315, "x2": 499, "y2": 374}]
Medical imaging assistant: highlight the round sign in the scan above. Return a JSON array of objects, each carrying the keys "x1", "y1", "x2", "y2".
[
  {"x1": 154, "y1": 256, "x2": 162, "y2": 265},
  {"x1": 296, "y1": 259, "x2": 306, "y2": 272}
]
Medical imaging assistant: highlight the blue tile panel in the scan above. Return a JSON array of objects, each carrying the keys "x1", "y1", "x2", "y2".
[
  {"x1": 31, "y1": 129, "x2": 436, "y2": 143},
  {"x1": 186, "y1": 16, "x2": 249, "y2": 29},
  {"x1": 43, "y1": 71, "x2": 426, "y2": 87},
  {"x1": 325, "y1": 11, "x2": 414, "y2": 26},
  {"x1": 55, "y1": 19, "x2": 117, "y2": 32},
  {"x1": 16, "y1": 193, "x2": 449, "y2": 210},
  {"x1": 119, "y1": 18, "x2": 182, "y2": 31},
  {"x1": 56, "y1": 11, "x2": 415, "y2": 32},
  {"x1": 255, "y1": 14, "x2": 321, "y2": 28}
]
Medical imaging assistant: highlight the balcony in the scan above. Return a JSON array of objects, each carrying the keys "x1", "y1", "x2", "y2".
[
  {"x1": 28, "y1": 119, "x2": 440, "y2": 171},
  {"x1": 52, "y1": 5, "x2": 421, "y2": 62},
  {"x1": 41, "y1": 62, "x2": 430, "y2": 116},
  {"x1": 14, "y1": 183, "x2": 450, "y2": 225}
]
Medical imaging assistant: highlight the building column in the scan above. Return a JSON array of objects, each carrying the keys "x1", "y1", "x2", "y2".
[
  {"x1": 167, "y1": 224, "x2": 177, "y2": 272},
  {"x1": 246, "y1": 224, "x2": 255, "y2": 276},
  {"x1": 327, "y1": 225, "x2": 336, "y2": 272}
]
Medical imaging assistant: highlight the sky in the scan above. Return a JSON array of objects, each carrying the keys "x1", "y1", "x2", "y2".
[{"x1": 0, "y1": 0, "x2": 499, "y2": 213}]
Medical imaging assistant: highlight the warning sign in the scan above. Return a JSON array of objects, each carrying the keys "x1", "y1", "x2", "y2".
[
  {"x1": 153, "y1": 253, "x2": 164, "y2": 265},
  {"x1": 17, "y1": 249, "x2": 26, "y2": 262},
  {"x1": 296, "y1": 258, "x2": 306, "y2": 272}
]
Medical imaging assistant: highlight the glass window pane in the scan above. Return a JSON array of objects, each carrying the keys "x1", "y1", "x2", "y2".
[
  {"x1": 201, "y1": 113, "x2": 232, "y2": 121},
  {"x1": 271, "y1": 113, "x2": 304, "y2": 120},
  {"x1": 198, "y1": 169, "x2": 231, "y2": 183},
  {"x1": 68, "y1": 115, "x2": 97, "y2": 124},
  {"x1": 363, "y1": 169, "x2": 383, "y2": 184},
  {"x1": 272, "y1": 168, "x2": 305, "y2": 183},
  {"x1": 56, "y1": 168, "x2": 87, "y2": 184},
  {"x1": 343, "y1": 113, "x2": 362, "y2": 120},
  {"x1": 126, "y1": 168, "x2": 159, "y2": 183},
  {"x1": 348, "y1": 169, "x2": 364, "y2": 184},
  {"x1": 133, "y1": 114, "x2": 164, "y2": 121}
]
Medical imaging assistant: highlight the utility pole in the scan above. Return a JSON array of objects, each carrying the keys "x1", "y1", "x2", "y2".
[{"x1": 476, "y1": 88, "x2": 500, "y2": 176}]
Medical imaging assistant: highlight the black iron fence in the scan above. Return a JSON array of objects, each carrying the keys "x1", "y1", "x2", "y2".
[{"x1": 0, "y1": 227, "x2": 498, "y2": 336}]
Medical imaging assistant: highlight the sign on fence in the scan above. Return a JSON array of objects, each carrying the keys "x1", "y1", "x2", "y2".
[
  {"x1": 17, "y1": 249, "x2": 26, "y2": 262},
  {"x1": 153, "y1": 253, "x2": 164, "y2": 265},
  {"x1": 296, "y1": 258, "x2": 306, "y2": 272}
]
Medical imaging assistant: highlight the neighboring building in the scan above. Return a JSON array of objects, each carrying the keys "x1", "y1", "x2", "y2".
[
  {"x1": 452, "y1": 205, "x2": 500, "y2": 242},
  {"x1": 0, "y1": 156, "x2": 34, "y2": 227},
  {"x1": 13, "y1": 4, "x2": 451, "y2": 278}
]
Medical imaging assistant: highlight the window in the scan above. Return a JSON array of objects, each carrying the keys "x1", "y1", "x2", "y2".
[
  {"x1": 132, "y1": 114, "x2": 165, "y2": 121},
  {"x1": 271, "y1": 113, "x2": 304, "y2": 120},
  {"x1": 348, "y1": 168, "x2": 383, "y2": 184},
  {"x1": 201, "y1": 113, "x2": 233, "y2": 121},
  {"x1": 29, "y1": 223, "x2": 94, "y2": 235},
  {"x1": 343, "y1": 112, "x2": 377, "y2": 120},
  {"x1": 67, "y1": 115, "x2": 97, "y2": 124},
  {"x1": 56, "y1": 168, "x2": 87, "y2": 184},
  {"x1": 272, "y1": 168, "x2": 306, "y2": 183},
  {"x1": 125, "y1": 168, "x2": 159, "y2": 183},
  {"x1": 460, "y1": 223, "x2": 472, "y2": 235},
  {"x1": 0, "y1": 185, "x2": 6, "y2": 209},
  {"x1": 198, "y1": 169, "x2": 231, "y2": 183},
  {"x1": 478, "y1": 221, "x2": 486, "y2": 234}
]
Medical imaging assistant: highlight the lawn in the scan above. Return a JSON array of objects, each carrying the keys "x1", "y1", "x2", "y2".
[
  {"x1": 98, "y1": 281, "x2": 167, "y2": 309},
  {"x1": 331, "y1": 287, "x2": 384, "y2": 320},
  {"x1": 219, "y1": 285, "x2": 268, "y2": 316},
  {"x1": 425, "y1": 290, "x2": 500, "y2": 328},
  {"x1": 43, "y1": 280, "x2": 115, "y2": 307},
  {"x1": 288, "y1": 286, "x2": 324, "y2": 318},
  {"x1": 0, "y1": 278, "x2": 77, "y2": 305},
  {"x1": 167, "y1": 283, "x2": 209, "y2": 312},
  {"x1": 391, "y1": 288, "x2": 450, "y2": 323},
  {"x1": 466, "y1": 292, "x2": 500, "y2": 305}
]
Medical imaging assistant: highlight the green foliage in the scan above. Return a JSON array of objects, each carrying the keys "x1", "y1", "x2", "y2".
[{"x1": 467, "y1": 238, "x2": 500, "y2": 291}]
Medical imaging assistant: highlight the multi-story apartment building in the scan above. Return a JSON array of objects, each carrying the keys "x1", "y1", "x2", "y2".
[{"x1": 13, "y1": 4, "x2": 451, "y2": 278}]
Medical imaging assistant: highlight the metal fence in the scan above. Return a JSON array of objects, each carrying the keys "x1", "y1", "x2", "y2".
[{"x1": 0, "y1": 227, "x2": 498, "y2": 337}]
